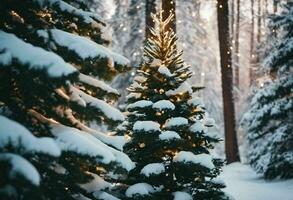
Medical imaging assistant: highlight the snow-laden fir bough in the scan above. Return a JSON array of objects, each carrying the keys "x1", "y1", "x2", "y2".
[{"x1": 0, "y1": 0, "x2": 134, "y2": 199}]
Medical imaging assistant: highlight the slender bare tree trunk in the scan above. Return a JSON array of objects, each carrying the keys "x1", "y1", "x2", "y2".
[
  {"x1": 254, "y1": 0, "x2": 262, "y2": 67},
  {"x1": 162, "y1": 0, "x2": 176, "y2": 33},
  {"x1": 217, "y1": 0, "x2": 240, "y2": 164},
  {"x1": 263, "y1": 0, "x2": 268, "y2": 27},
  {"x1": 145, "y1": 0, "x2": 157, "y2": 38},
  {"x1": 257, "y1": 0, "x2": 262, "y2": 45},
  {"x1": 273, "y1": 0, "x2": 278, "y2": 14},
  {"x1": 272, "y1": 0, "x2": 278, "y2": 37},
  {"x1": 231, "y1": 0, "x2": 235, "y2": 38},
  {"x1": 250, "y1": 0, "x2": 255, "y2": 85},
  {"x1": 196, "y1": 1, "x2": 201, "y2": 19},
  {"x1": 234, "y1": 0, "x2": 240, "y2": 88}
]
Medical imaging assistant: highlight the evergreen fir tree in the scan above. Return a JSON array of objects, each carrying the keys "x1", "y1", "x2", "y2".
[
  {"x1": 122, "y1": 11, "x2": 229, "y2": 200},
  {"x1": 0, "y1": 0, "x2": 134, "y2": 199},
  {"x1": 242, "y1": 2, "x2": 293, "y2": 179}
]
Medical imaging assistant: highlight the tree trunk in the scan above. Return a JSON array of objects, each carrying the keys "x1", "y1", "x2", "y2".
[
  {"x1": 263, "y1": 0, "x2": 268, "y2": 27},
  {"x1": 145, "y1": 0, "x2": 157, "y2": 38},
  {"x1": 273, "y1": 0, "x2": 278, "y2": 14},
  {"x1": 234, "y1": 0, "x2": 240, "y2": 88},
  {"x1": 272, "y1": 0, "x2": 278, "y2": 38},
  {"x1": 255, "y1": 0, "x2": 262, "y2": 65},
  {"x1": 250, "y1": 0, "x2": 255, "y2": 85},
  {"x1": 231, "y1": 0, "x2": 235, "y2": 38},
  {"x1": 196, "y1": 1, "x2": 201, "y2": 19},
  {"x1": 217, "y1": 0, "x2": 240, "y2": 164},
  {"x1": 162, "y1": 0, "x2": 176, "y2": 33},
  {"x1": 256, "y1": 0, "x2": 261, "y2": 45}
]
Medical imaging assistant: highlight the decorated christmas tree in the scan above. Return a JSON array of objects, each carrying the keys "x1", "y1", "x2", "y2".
[
  {"x1": 0, "y1": 0, "x2": 134, "y2": 199},
  {"x1": 242, "y1": 2, "x2": 293, "y2": 179},
  {"x1": 122, "y1": 11, "x2": 229, "y2": 199}
]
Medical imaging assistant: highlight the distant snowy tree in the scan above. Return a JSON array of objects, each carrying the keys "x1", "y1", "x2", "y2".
[
  {"x1": 242, "y1": 2, "x2": 293, "y2": 179},
  {"x1": 0, "y1": 0, "x2": 134, "y2": 199},
  {"x1": 121, "y1": 11, "x2": 229, "y2": 199},
  {"x1": 111, "y1": 0, "x2": 145, "y2": 67},
  {"x1": 110, "y1": 0, "x2": 146, "y2": 106}
]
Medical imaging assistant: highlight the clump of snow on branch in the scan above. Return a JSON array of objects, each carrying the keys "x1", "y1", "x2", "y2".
[
  {"x1": 189, "y1": 121, "x2": 205, "y2": 133},
  {"x1": 173, "y1": 191, "x2": 193, "y2": 200},
  {"x1": 0, "y1": 116, "x2": 61, "y2": 157},
  {"x1": 79, "y1": 73, "x2": 119, "y2": 95},
  {"x1": 188, "y1": 97, "x2": 203, "y2": 107},
  {"x1": 158, "y1": 65, "x2": 173, "y2": 77},
  {"x1": 0, "y1": 31, "x2": 77, "y2": 78},
  {"x1": 51, "y1": 124, "x2": 134, "y2": 171},
  {"x1": 152, "y1": 100, "x2": 175, "y2": 111},
  {"x1": 125, "y1": 183, "x2": 155, "y2": 197},
  {"x1": 133, "y1": 121, "x2": 161, "y2": 132},
  {"x1": 166, "y1": 82, "x2": 193, "y2": 96},
  {"x1": 80, "y1": 172, "x2": 111, "y2": 193},
  {"x1": 127, "y1": 100, "x2": 153, "y2": 110},
  {"x1": 173, "y1": 151, "x2": 215, "y2": 169},
  {"x1": 0, "y1": 153, "x2": 41, "y2": 186},
  {"x1": 164, "y1": 117, "x2": 188, "y2": 128},
  {"x1": 70, "y1": 86, "x2": 125, "y2": 121},
  {"x1": 159, "y1": 131, "x2": 181, "y2": 141},
  {"x1": 35, "y1": 0, "x2": 103, "y2": 24},
  {"x1": 140, "y1": 163, "x2": 165, "y2": 177}
]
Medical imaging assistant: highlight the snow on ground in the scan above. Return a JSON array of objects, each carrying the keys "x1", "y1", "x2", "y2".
[{"x1": 220, "y1": 162, "x2": 293, "y2": 200}]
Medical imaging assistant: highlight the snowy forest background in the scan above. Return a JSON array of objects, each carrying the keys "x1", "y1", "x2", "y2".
[
  {"x1": 0, "y1": 0, "x2": 292, "y2": 200},
  {"x1": 110, "y1": 0, "x2": 292, "y2": 164}
]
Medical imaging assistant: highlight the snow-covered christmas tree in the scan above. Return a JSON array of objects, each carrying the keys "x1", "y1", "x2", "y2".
[
  {"x1": 242, "y1": 1, "x2": 293, "y2": 179},
  {"x1": 122, "y1": 10, "x2": 229, "y2": 199},
  {"x1": 0, "y1": 0, "x2": 134, "y2": 199}
]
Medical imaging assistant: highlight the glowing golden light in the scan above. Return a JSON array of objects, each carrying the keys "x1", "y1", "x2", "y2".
[
  {"x1": 166, "y1": 150, "x2": 178, "y2": 156},
  {"x1": 139, "y1": 143, "x2": 145, "y2": 148},
  {"x1": 125, "y1": 134, "x2": 131, "y2": 141},
  {"x1": 156, "y1": 112, "x2": 162, "y2": 116},
  {"x1": 96, "y1": 166, "x2": 106, "y2": 173},
  {"x1": 192, "y1": 108, "x2": 202, "y2": 113}
]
